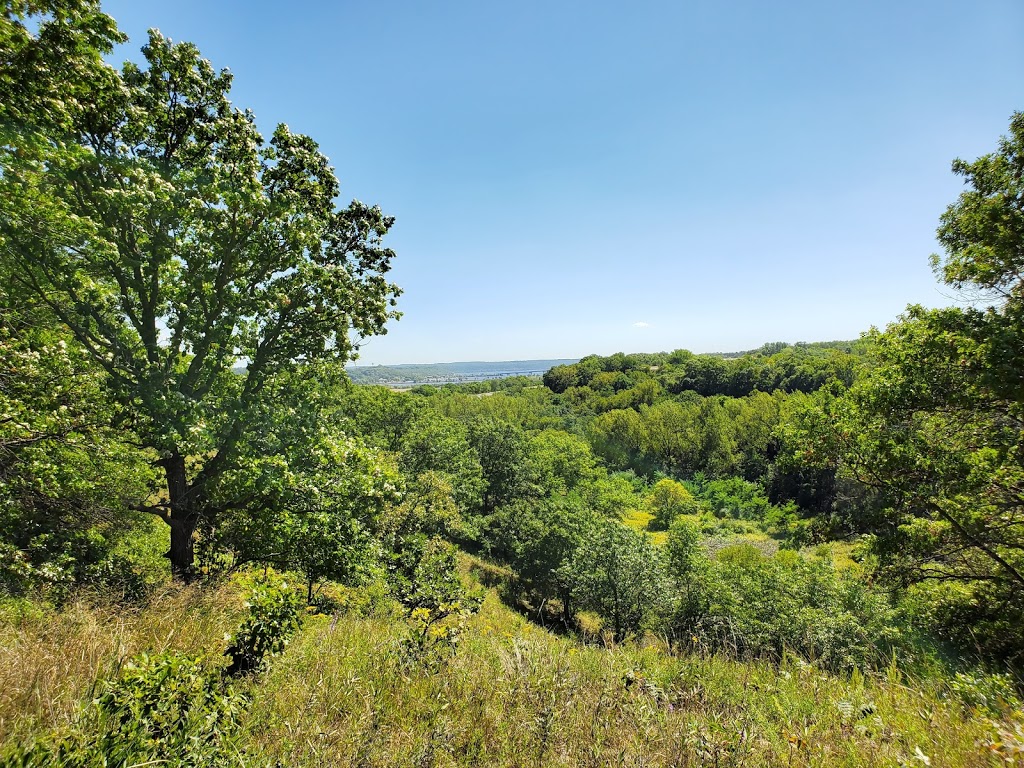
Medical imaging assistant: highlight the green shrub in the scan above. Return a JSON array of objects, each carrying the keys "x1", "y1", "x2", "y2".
[
  {"x1": 666, "y1": 515, "x2": 706, "y2": 580},
  {"x1": 678, "y1": 547, "x2": 903, "y2": 670},
  {"x1": 648, "y1": 478, "x2": 703, "y2": 530},
  {"x1": 92, "y1": 653, "x2": 246, "y2": 758},
  {"x1": 689, "y1": 476, "x2": 772, "y2": 520},
  {"x1": 1, "y1": 652, "x2": 246, "y2": 768},
  {"x1": 561, "y1": 518, "x2": 674, "y2": 642},
  {"x1": 688, "y1": 475, "x2": 798, "y2": 532},
  {"x1": 945, "y1": 671, "x2": 1022, "y2": 717},
  {"x1": 224, "y1": 578, "x2": 303, "y2": 676},
  {"x1": 900, "y1": 578, "x2": 1024, "y2": 671},
  {"x1": 82, "y1": 553, "x2": 156, "y2": 605},
  {"x1": 391, "y1": 536, "x2": 483, "y2": 668}
]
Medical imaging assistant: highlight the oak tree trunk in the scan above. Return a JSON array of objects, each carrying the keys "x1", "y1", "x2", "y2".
[{"x1": 163, "y1": 452, "x2": 198, "y2": 578}]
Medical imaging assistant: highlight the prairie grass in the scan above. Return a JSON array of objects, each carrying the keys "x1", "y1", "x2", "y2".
[
  {"x1": 2, "y1": 580, "x2": 1021, "y2": 767},
  {"x1": 0, "y1": 582, "x2": 244, "y2": 743},
  {"x1": 245, "y1": 592, "x2": 1020, "y2": 767}
]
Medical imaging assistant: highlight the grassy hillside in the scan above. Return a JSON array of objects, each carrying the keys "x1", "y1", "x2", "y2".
[{"x1": 3, "y1": 575, "x2": 1021, "y2": 768}]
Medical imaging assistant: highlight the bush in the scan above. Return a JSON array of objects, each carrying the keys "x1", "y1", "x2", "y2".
[
  {"x1": 945, "y1": 671, "x2": 1022, "y2": 717},
  {"x1": 678, "y1": 547, "x2": 903, "y2": 670},
  {"x1": 2, "y1": 652, "x2": 246, "y2": 767},
  {"x1": 901, "y1": 578, "x2": 1024, "y2": 671},
  {"x1": 694, "y1": 476, "x2": 772, "y2": 520},
  {"x1": 224, "y1": 578, "x2": 303, "y2": 676},
  {"x1": 92, "y1": 653, "x2": 246, "y2": 759},
  {"x1": 82, "y1": 553, "x2": 157, "y2": 605},
  {"x1": 390, "y1": 537, "x2": 484, "y2": 668},
  {"x1": 561, "y1": 518, "x2": 674, "y2": 642},
  {"x1": 648, "y1": 478, "x2": 703, "y2": 530}
]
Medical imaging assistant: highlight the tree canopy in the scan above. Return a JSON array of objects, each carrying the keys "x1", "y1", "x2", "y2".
[
  {"x1": 0, "y1": 3, "x2": 400, "y2": 573},
  {"x1": 797, "y1": 113, "x2": 1024, "y2": 665}
]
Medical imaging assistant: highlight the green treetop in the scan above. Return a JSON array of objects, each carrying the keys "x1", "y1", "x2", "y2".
[{"x1": 0, "y1": 3, "x2": 400, "y2": 574}]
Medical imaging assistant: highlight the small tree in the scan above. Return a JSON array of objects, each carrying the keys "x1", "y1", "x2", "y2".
[
  {"x1": 560, "y1": 519, "x2": 672, "y2": 641},
  {"x1": 648, "y1": 478, "x2": 702, "y2": 530},
  {"x1": 484, "y1": 496, "x2": 598, "y2": 623}
]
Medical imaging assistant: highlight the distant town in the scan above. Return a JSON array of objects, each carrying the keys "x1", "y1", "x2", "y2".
[{"x1": 345, "y1": 359, "x2": 579, "y2": 386}]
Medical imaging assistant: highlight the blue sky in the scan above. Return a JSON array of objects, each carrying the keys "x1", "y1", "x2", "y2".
[{"x1": 101, "y1": 1, "x2": 1023, "y2": 364}]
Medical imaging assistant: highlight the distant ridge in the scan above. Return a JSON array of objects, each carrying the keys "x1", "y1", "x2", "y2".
[
  {"x1": 346, "y1": 342, "x2": 865, "y2": 386},
  {"x1": 346, "y1": 359, "x2": 579, "y2": 386}
]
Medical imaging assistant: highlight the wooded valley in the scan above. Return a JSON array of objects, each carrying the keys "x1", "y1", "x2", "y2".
[{"x1": 2, "y1": 3, "x2": 1024, "y2": 765}]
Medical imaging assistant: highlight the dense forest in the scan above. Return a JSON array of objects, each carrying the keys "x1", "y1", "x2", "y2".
[{"x1": 2, "y1": 3, "x2": 1024, "y2": 766}]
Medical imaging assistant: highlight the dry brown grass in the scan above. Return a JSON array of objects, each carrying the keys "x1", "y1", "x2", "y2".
[{"x1": 0, "y1": 582, "x2": 244, "y2": 743}]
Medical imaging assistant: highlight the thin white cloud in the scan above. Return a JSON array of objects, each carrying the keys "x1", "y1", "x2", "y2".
[{"x1": 632, "y1": 321, "x2": 651, "y2": 328}]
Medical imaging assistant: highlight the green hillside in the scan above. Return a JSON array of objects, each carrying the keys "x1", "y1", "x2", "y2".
[
  {"x1": 4, "y1": 572, "x2": 1019, "y2": 767},
  {"x1": 3, "y1": 5, "x2": 1024, "y2": 766}
]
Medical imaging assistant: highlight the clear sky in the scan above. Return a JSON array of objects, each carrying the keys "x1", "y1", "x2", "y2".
[{"x1": 100, "y1": 1, "x2": 1023, "y2": 364}]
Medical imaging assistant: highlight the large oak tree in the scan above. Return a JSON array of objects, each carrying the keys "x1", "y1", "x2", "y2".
[{"x1": 1, "y1": 2, "x2": 400, "y2": 574}]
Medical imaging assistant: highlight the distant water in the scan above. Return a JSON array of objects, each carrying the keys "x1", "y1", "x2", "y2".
[{"x1": 346, "y1": 359, "x2": 578, "y2": 386}]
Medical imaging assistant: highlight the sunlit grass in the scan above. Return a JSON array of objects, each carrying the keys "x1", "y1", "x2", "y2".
[
  {"x1": 243, "y1": 589, "x2": 1019, "y2": 767},
  {"x1": 3, "y1": 579, "x2": 1021, "y2": 766},
  {"x1": 0, "y1": 582, "x2": 245, "y2": 744},
  {"x1": 622, "y1": 507, "x2": 668, "y2": 545}
]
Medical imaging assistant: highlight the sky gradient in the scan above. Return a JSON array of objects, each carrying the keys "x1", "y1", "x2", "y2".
[{"x1": 101, "y1": 1, "x2": 1024, "y2": 364}]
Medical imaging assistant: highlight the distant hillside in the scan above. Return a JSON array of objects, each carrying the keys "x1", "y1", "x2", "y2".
[
  {"x1": 346, "y1": 359, "x2": 579, "y2": 386},
  {"x1": 708, "y1": 339, "x2": 867, "y2": 359},
  {"x1": 345, "y1": 342, "x2": 870, "y2": 386}
]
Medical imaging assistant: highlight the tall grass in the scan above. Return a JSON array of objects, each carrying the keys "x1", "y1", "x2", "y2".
[
  {"x1": 244, "y1": 593, "x2": 1019, "y2": 767},
  {"x1": 0, "y1": 582, "x2": 244, "y2": 743},
  {"x1": 2, "y1": 581, "x2": 1021, "y2": 766}
]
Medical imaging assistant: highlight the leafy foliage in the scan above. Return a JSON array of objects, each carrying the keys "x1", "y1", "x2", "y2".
[
  {"x1": 684, "y1": 546, "x2": 902, "y2": 671},
  {"x1": 790, "y1": 114, "x2": 1024, "y2": 666},
  {"x1": 224, "y1": 578, "x2": 303, "y2": 676},
  {"x1": 206, "y1": 369, "x2": 402, "y2": 595},
  {"x1": 648, "y1": 478, "x2": 702, "y2": 530},
  {"x1": 482, "y1": 496, "x2": 599, "y2": 620},
  {"x1": 0, "y1": 5, "x2": 400, "y2": 574},
  {"x1": 933, "y1": 111, "x2": 1024, "y2": 300},
  {"x1": 560, "y1": 518, "x2": 672, "y2": 641},
  {"x1": 467, "y1": 419, "x2": 539, "y2": 513},
  {"x1": 391, "y1": 537, "x2": 483, "y2": 668},
  {"x1": 545, "y1": 343, "x2": 859, "y2": 400},
  {"x1": 2, "y1": 652, "x2": 246, "y2": 768},
  {"x1": 398, "y1": 410, "x2": 484, "y2": 515},
  {"x1": 0, "y1": 312, "x2": 157, "y2": 599}
]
